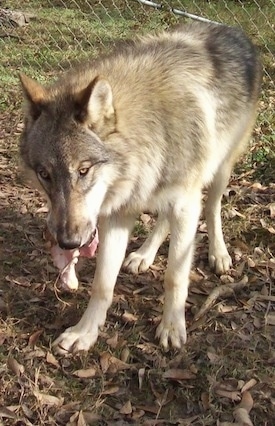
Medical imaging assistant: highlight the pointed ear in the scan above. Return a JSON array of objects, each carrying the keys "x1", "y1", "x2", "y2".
[
  {"x1": 19, "y1": 73, "x2": 47, "y2": 120},
  {"x1": 75, "y1": 77, "x2": 114, "y2": 127}
]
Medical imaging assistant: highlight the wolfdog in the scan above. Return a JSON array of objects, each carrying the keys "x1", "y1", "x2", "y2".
[{"x1": 19, "y1": 22, "x2": 262, "y2": 353}]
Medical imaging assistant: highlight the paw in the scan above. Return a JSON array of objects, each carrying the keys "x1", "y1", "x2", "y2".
[
  {"x1": 156, "y1": 316, "x2": 187, "y2": 349},
  {"x1": 123, "y1": 251, "x2": 153, "y2": 274},
  {"x1": 209, "y1": 251, "x2": 232, "y2": 275},
  {"x1": 52, "y1": 326, "x2": 98, "y2": 354}
]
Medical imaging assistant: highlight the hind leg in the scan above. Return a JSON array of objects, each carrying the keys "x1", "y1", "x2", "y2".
[
  {"x1": 123, "y1": 214, "x2": 169, "y2": 274},
  {"x1": 205, "y1": 161, "x2": 234, "y2": 275}
]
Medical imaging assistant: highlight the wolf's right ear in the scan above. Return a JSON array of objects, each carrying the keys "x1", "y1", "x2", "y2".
[
  {"x1": 75, "y1": 77, "x2": 114, "y2": 128},
  {"x1": 19, "y1": 73, "x2": 47, "y2": 120}
]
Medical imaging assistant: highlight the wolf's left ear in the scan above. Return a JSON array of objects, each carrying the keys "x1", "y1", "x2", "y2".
[
  {"x1": 76, "y1": 77, "x2": 114, "y2": 127},
  {"x1": 19, "y1": 73, "x2": 47, "y2": 120}
]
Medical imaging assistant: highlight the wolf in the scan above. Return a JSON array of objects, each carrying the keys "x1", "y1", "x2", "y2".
[{"x1": 19, "y1": 22, "x2": 262, "y2": 353}]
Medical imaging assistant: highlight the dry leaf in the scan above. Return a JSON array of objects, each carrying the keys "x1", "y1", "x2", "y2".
[
  {"x1": 73, "y1": 367, "x2": 97, "y2": 378},
  {"x1": 101, "y1": 386, "x2": 120, "y2": 395},
  {"x1": 106, "y1": 332, "x2": 118, "y2": 348},
  {"x1": 28, "y1": 329, "x2": 43, "y2": 346},
  {"x1": 201, "y1": 392, "x2": 210, "y2": 410},
  {"x1": 0, "y1": 406, "x2": 16, "y2": 419},
  {"x1": 77, "y1": 410, "x2": 87, "y2": 426},
  {"x1": 120, "y1": 400, "x2": 132, "y2": 415},
  {"x1": 21, "y1": 404, "x2": 34, "y2": 420},
  {"x1": 269, "y1": 203, "x2": 275, "y2": 219},
  {"x1": 69, "y1": 410, "x2": 87, "y2": 425},
  {"x1": 132, "y1": 409, "x2": 145, "y2": 420},
  {"x1": 215, "y1": 388, "x2": 241, "y2": 401},
  {"x1": 46, "y1": 352, "x2": 60, "y2": 368},
  {"x1": 120, "y1": 347, "x2": 130, "y2": 363},
  {"x1": 5, "y1": 275, "x2": 31, "y2": 287},
  {"x1": 100, "y1": 352, "x2": 111, "y2": 373},
  {"x1": 163, "y1": 368, "x2": 196, "y2": 380},
  {"x1": 7, "y1": 356, "x2": 24, "y2": 376},
  {"x1": 122, "y1": 311, "x2": 138, "y2": 323},
  {"x1": 0, "y1": 332, "x2": 6, "y2": 345},
  {"x1": 265, "y1": 313, "x2": 275, "y2": 326},
  {"x1": 100, "y1": 351, "x2": 131, "y2": 374},
  {"x1": 34, "y1": 390, "x2": 64, "y2": 406},
  {"x1": 25, "y1": 349, "x2": 46, "y2": 360}
]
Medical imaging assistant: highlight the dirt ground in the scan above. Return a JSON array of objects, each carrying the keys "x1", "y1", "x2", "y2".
[{"x1": 0, "y1": 83, "x2": 275, "y2": 426}]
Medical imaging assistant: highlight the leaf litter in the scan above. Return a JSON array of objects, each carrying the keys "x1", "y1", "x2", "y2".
[{"x1": 0, "y1": 101, "x2": 275, "y2": 425}]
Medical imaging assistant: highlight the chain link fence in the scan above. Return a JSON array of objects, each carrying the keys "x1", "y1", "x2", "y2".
[{"x1": 0, "y1": 0, "x2": 274, "y2": 149}]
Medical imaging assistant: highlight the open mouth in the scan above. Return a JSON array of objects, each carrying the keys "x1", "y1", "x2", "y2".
[{"x1": 47, "y1": 227, "x2": 99, "y2": 290}]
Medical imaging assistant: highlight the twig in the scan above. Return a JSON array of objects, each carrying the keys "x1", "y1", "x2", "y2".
[{"x1": 193, "y1": 275, "x2": 249, "y2": 323}]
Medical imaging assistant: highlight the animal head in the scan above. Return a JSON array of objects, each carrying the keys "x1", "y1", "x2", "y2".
[{"x1": 20, "y1": 73, "x2": 117, "y2": 249}]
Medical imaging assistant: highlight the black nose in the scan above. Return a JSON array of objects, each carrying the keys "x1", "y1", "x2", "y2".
[{"x1": 57, "y1": 237, "x2": 81, "y2": 250}]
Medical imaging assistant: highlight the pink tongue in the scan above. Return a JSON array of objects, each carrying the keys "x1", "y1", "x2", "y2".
[
  {"x1": 50, "y1": 228, "x2": 99, "y2": 290},
  {"x1": 79, "y1": 228, "x2": 99, "y2": 258}
]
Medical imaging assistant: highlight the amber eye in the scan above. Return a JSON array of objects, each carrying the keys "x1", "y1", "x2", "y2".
[
  {"x1": 38, "y1": 169, "x2": 50, "y2": 181},
  {"x1": 78, "y1": 167, "x2": 89, "y2": 177}
]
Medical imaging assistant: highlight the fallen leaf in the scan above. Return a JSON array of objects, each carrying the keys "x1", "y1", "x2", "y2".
[
  {"x1": 25, "y1": 349, "x2": 46, "y2": 360},
  {"x1": 106, "y1": 332, "x2": 118, "y2": 348},
  {"x1": 120, "y1": 347, "x2": 130, "y2": 363},
  {"x1": 132, "y1": 409, "x2": 145, "y2": 420},
  {"x1": 215, "y1": 388, "x2": 241, "y2": 401},
  {"x1": 163, "y1": 368, "x2": 196, "y2": 380},
  {"x1": 101, "y1": 386, "x2": 120, "y2": 395},
  {"x1": 0, "y1": 406, "x2": 16, "y2": 419},
  {"x1": 77, "y1": 410, "x2": 87, "y2": 426},
  {"x1": 266, "y1": 313, "x2": 275, "y2": 326},
  {"x1": 21, "y1": 404, "x2": 34, "y2": 420},
  {"x1": 201, "y1": 392, "x2": 210, "y2": 410},
  {"x1": 100, "y1": 351, "x2": 131, "y2": 374},
  {"x1": 34, "y1": 390, "x2": 64, "y2": 406},
  {"x1": 28, "y1": 329, "x2": 44, "y2": 346},
  {"x1": 5, "y1": 275, "x2": 31, "y2": 287},
  {"x1": 122, "y1": 311, "x2": 138, "y2": 323},
  {"x1": 46, "y1": 352, "x2": 60, "y2": 368},
  {"x1": 73, "y1": 367, "x2": 97, "y2": 378},
  {"x1": 7, "y1": 356, "x2": 24, "y2": 376},
  {"x1": 0, "y1": 332, "x2": 6, "y2": 345},
  {"x1": 120, "y1": 400, "x2": 132, "y2": 415},
  {"x1": 100, "y1": 352, "x2": 111, "y2": 373},
  {"x1": 269, "y1": 203, "x2": 275, "y2": 219}
]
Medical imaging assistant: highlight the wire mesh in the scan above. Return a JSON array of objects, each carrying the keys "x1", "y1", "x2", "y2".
[{"x1": 0, "y1": 0, "x2": 274, "y2": 129}]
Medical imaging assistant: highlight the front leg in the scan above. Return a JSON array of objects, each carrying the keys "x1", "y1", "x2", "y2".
[
  {"x1": 156, "y1": 191, "x2": 202, "y2": 349},
  {"x1": 53, "y1": 214, "x2": 135, "y2": 354}
]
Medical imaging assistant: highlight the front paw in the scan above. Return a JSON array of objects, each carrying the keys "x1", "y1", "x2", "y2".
[
  {"x1": 156, "y1": 315, "x2": 187, "y2": 349},
  {"x1": 123, "y1": 251, "x2": 153, "y2": 274},
  {"x1": 209, "y1": 251, "x2": 232, "y2": 275},
  {"x1": 53, "y1": 326, "x2": 99, "y2": 354}
]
